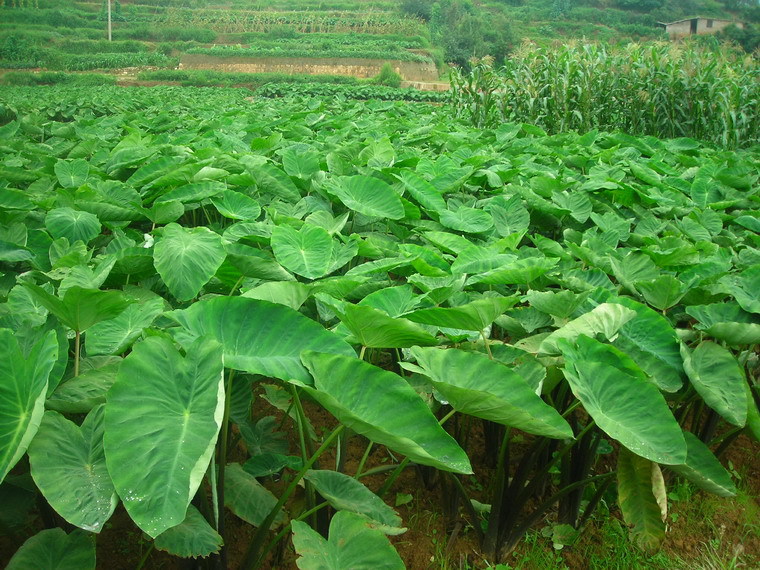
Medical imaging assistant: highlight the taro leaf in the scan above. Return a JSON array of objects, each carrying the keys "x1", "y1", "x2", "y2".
[
  {"x1": 635, "y1": 275, "x2": 686, "y2": 311},
  {"x1": 524, "y1": 289, "x2": 587, "y2": 319},
  {"x1": 395, "y1": 171, "x2": 446, "y2": 213},
  {"x1": 745, "y1": 382, "x2": 760, "y2": 443},
  {"x1": 46, "y1": 357, "x2": 121, "y2": 414},
  {"x1": 0, "y1": 187, "x2": 34, "y2": 210},
  {"x1": 734, "y1": 215, "x2": 760, "y2": 233},
  {"x1": 405, "y1": 296, "x2": 517, "y2": 332},
  {"x1": 271, "y1": 224, "x2": 333, "y2": 280},
  {"x1": 154, "y1": 181, "x2": 225, "y2": 205},
  {"x1": 411, "y1": 347, "x2": 572, "y2": 439},
  {"x1": 22, "y1": 284, "x2": 130, "y2": 332},
  {"x1": 440, "y1": 207, "x2": 493, "y2": 233},
  {"x1": 591, "y1": 292, "x2": 685, "y2": 393},
  {"x1": 0, "y1": 241, "x2": 33, "y2": 262},
  {"x1": 301, "y1": 351, "x2": 472, "y2": 474},
  {"x1": 719, "y1": 265, "x2": 760, "y2": 314},
  {"x1": 467, "y1": 257, "x2": 559, "y2": 286},
  {"x1": 211, "y1": 190, "x2": 261, "y2": 221},
  {"x1": 6, "y1": 283, "x2": 50, "y2": 327},
  {"x1": 153, "y1": 223, "x2": 226, "y2": 301},
  {"x1": 238, "y1": 416, "x2": 289, "y2": 456},
  {"x1": 450, "y1": 246, "x2": 517, "y2": 275},
  {"x1": 226, "y1": 243, "x2": 295, "y2": 282},
  {"x1": 303, "y1": 470, "x2": 404, "y2": 533},
  {"x1": 154, "y1": 505, "x2": 222, "y2": 559},
  {"x1": 539, "y1": 303, "x2": 637, "y2": 356},
  {"x1": 358, "y1": 285, "x2": 422, "y2": 318},
  {"x1": 54, "y1": 159, "x2": 90, "y2": 188},
  {"x1": 224, "y1": 463, "x2": 283, "y2": 526},
  {"x1": 609, "y1": 252, "x2": 659, "y2": 294},
  {"x1": 667, "y1": 430, "x2": 736, "y2": 497},
  {"x1": 326, "y1": 175, "x2": 405, "y2": 220},
  {"x1": 681, "y1": 342, "x2": 747, "y2": 427},
  {"x1": 86, "y1": 296, "x2": 164, "y2": 356},
  {"x1": 282, "y1": 147, "x2": 321, "y2": 179},
  {"x1": 685, "y1": 302, "x2": 760, "y2": 345},
  {"x1": 552, "y1": 190, "x2": 592, "y2": 223},
  {"x1": 488, "y1": 195, "x2": 530, "y2": 236},
  {"x1": 334, "y1": 303, "x2": 438, "y2": 348},
  {"x1": 424, "y1": 231, "x2": 474, "y2": 255},
  {"x1": 27, "y1": 406, "x2": 117, "y2": 533},
  {"x1": 305, "y1": 210, "x2": 350, "y2": 236},
  {"x1": 168, "y1": 296, "x2": 355, "y2": 385},
  {"x1": 559, "y1": 335, "x2": 686, "y2": 465},
  {"x1": 58, "y1": 256, "x2": 117, "y2": 297},
  {"x1": 0, "y1": 329, "x2": 58, "y2": 484},
  {"x1": 244, "y1": 453, "x2": 302, "y2": 477},
  {"x1": 617, "y1": 448, "x2": 665, "y2": 552},
  {"x1": 5, "y1": 528, "x2": 95, "y2": 570},
  {"x1": 45, "y1": 208, "x2": 101, "y2": 244},
  {"x1": 251, "y1": 163, "x2": 301, "y2": 203},
  {"x1": 292, "y1": 511, "x2": 404, "y2": 570},
  {"x1": 242, "y1": 281, "x2": 311, "y2": 310},
  {"x1": 104, "y1": 336, "x2": 224, "y2": 538},
  {"x1": 143, "y1": 200, "x2": 184, "y2": 225}
]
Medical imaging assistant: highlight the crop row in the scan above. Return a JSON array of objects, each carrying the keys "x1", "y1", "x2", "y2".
[
  {"x1": 186, "y1": 44, "x2": 431, "y2": 63},
  {"x1": 0, "y1": 85, "x2": 758, "y2": 568},
  {"x1": 154, "y1": 7, "x2": 427, "y2": 35},
  {"x1": 451, "y1": 41, "x2": 760, "y2": 149},
  {"x1": 256, "y1": 81, "x2": 447, "y2": 101}
]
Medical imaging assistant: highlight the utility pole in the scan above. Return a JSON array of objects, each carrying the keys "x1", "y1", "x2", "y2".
[{"x1": 107, "y1": 0, "x2": 112, "y2": 41}]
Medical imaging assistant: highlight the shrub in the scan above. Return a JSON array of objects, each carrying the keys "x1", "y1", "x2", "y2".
[{"x1": 371, "y1": 62, "x2": 402, "y2": 87}]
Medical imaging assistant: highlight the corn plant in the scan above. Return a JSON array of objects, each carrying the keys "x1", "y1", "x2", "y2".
[{"x1": 450, "y1": 41, "x2": 760, "y2": 149}]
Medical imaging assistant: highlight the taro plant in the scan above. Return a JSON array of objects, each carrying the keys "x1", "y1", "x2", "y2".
[{"x1": 0, "y1": 84, "x2": 758, "y2": 569}]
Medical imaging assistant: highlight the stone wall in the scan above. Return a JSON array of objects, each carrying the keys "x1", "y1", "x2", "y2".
[{"x1": 179, "y1": 54, "x2": 440, "y2": 82}]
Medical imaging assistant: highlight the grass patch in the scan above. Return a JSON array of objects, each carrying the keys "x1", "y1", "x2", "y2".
[
  {"x1": 136, "y1": 69, "x2": 359, "y2": 88},
  {"x1": 1, "y1": 71, "x2": 117, "y2": 86}
]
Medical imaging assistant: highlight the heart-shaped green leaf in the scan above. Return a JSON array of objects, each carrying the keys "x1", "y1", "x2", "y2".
[
  {"x1": 224, "y1": 463, "x2": 283, "y2": 527},
  {"x1": 168, "y1": 296, "x2": 355, "y2": 384},
  {"x1": 154, "y1": 505, "x2": 222, "y2": 559},
  {"x1": 292, "y1": 510, "x2": 404, "y2": 570},
  {"x1": 440, "y1": 207, "x2": 493, "y2": 233},
  {"x1": 326, "y1": 175, "x2": 405, "y2": 219},
  {"x1": 301, "y1": 351, "x2": 471, "y2": 474},
  {"x1": 617, "y1": 448, "x2": 665, "y2": 552},
  {"x1": 28, "y1": 406, "x2": 117, "y2": 532},
  {"x1": 411, "y1": 347, "x2": 572, "y2": 439},
  {"x1": 304, "y1": 470, "x2": 404, "y2": 533},
  {"x1": 45, "y1": 208, "x2": 101, "y2": 244},
  {"x1": 153, "y1": 223, "x2": 226, "y2": 301},
  {"x1": 6, "y1": 529, "x2": 95, "y2": 570},
  {"x1": 0, "y1": 328, "x2": 58, "y2": 484},
  {"x1": 334, "y1": 303, "x2": 438, "y2": 348},
  {"x1": 104, "y1": 336, "x2": 224, "y2": 537},
  {"x1": 211, "y1": 190, "x2": 261, "y2": 221},
  {"x1": 395, "y1": 171, "x2": 446, "y2": 213},
  {"x1": 681, "y1": 341, "x2": 747, "y2": 427},
  {"x1": 54, "y1": 159, "x2": 90, "y2": 189},
  {"x1": 540, "y1": 303, "x2": 636, "y2": 356},
  {"x1": 86, "y1": 296, "x2": 164, "y2": 355},
  {"x1": 22, "y1": 284, "x2": 130, "y2": 332},
  {"x1": 271, "y1": 224, "x2": 333, "y2": 280},
  {"x1": 667, "y1": 431, "x2": 736, "y2": 497},
  {"x1": 559, "y1": 335, "x2": 686, "y2": 465},
  {"x1": 405, "y1": 296, "x2": 517, "y2": 332}
]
